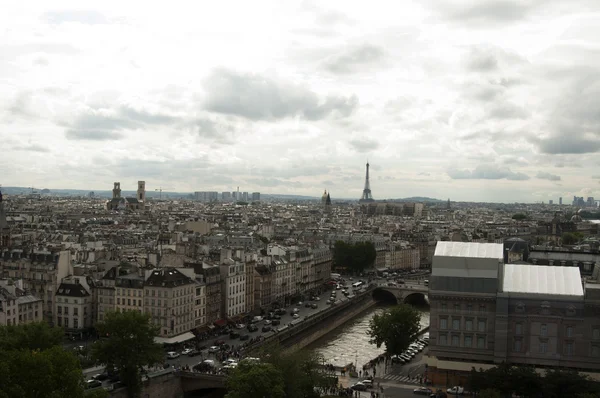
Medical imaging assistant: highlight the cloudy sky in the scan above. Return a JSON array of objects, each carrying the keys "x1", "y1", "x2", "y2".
[{"x1": 1, "y1": 0, "x2": 600, "y2": 202}]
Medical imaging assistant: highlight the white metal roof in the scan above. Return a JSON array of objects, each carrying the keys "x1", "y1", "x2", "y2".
[
  {"x1": 502, "y1": 264, "x2": 583, "y2": 297},
  {"x1": 434, "y1": 241, "x2": 504, "y2": 260}
]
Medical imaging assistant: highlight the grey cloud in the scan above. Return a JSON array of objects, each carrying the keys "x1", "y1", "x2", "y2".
[
  {"x1": 349, "y1": 138, "x2": 379, "y2": 153},
  {"x1": 322, "y1": 44, "x2": 385, "y2": 74},
  {"x1": 487, "y1": 102, "x2": 529, "y2": 120},
  {"x1": 203, "y1": 68, "x2": 358, "y2": 121},
  {"x1": 536, "y1": 171, "x2": 561, "y2": 181},
  {"x1": 448, "y1": 164, "x2": 530, "y2": 180},
  {"x1": 245, "y1": 178, "x2": 304, "y2": 188},
  {"x1": 106, "y1": 157, "x2": 212, "y2": 179},
  {"x1": 533, "y1": 135, "x2": 600, "y2": 154},
  {"x1": 466, "y1": 48, "x2": 498, "y2": 71},
  {"x1": 42, "y1": 10, "x2": 108, "y2": 25},
  {"x1": 12, "y1": 144, "x2": 50, "y2": 152},
  {"x1": 65, "y1": 130, "x2": 123, "y2": 141},
  {"x1": 64, "y1": 105, "x2": 177, "y2": 141}
]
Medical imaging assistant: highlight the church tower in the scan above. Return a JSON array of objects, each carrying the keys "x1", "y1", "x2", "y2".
[
  {"x1": 112, "y1": 182, "x2": 121, "y2": 199},
  {"x1": 137, "y1": 181, "x2": 146, "y2": 202},
  {"x1": 321, "y1": 190, "x2": 328, "y2": 206}
]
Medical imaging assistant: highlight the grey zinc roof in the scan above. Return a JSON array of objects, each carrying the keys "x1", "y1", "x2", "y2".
[
  {"x1": 435, "y1": 241, "x2": 504, "y2": 260},
  {"x1": 503, "y1": 264, "x2": 584, "y2": 297}
]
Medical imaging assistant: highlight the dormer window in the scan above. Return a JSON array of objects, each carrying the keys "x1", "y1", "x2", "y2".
[
  {"x1": 516, "y1": 302, "x2": 525, "y2": 313},
  {"x1": 541, "y1": 301, "x2": 551, "y2": 315}
]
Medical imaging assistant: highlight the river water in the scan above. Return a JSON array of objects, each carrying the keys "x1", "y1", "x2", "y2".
[{"x1": 308, "y1": 305, "x2": 430, "y2": 370}]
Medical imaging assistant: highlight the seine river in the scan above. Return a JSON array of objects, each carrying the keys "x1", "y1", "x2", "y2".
[{"x1": 308, "y1": 305, "x2": 430, "y2": 370}]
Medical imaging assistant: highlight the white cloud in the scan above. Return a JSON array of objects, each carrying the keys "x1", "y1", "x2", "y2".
[{"x1": 1, "y1": 0, "x2": 600, "y2": 202}]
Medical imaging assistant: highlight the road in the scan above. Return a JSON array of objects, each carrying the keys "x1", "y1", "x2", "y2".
[{"x1": 163, "y1": 284, "x2": 368, "y2": 370}]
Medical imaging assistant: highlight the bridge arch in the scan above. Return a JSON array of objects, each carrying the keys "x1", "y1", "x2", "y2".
[
  {"x1": 372, "y1": 287, "x2": 398, "y2": 305},
  {"x1": 403, "y1": 292, "x2": 429, "y2": 306}
]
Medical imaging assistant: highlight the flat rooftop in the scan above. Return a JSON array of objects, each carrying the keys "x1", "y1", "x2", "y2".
[
  {"x1": 434, "y1": 241, "x2": 504, "y2": 260},
  {"x1": 503, "y1": 264, "x2": 583, "y2": 297}
]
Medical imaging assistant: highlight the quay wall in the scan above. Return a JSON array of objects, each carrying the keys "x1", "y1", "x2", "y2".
[{"x1": 249, "y1": 286, "x2": 376, "y2": 354}]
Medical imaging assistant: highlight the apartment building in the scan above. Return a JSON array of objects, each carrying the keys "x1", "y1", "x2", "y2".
[
  {"x1": 245, "y1": 258, "x2": 255, "y2": 314},
  {"x1": 196, "y1": 263, "x2": 221, "y2": 325},
  {"x1": 0, "y1": 249, "x2": 72, "y2": 324},
  {"x1": 220, "y1": 253, "x2": 246, "y2": 319},
  {"x1": 0, "y1": 279, "x2": 43, "y2": 326},
  {"x1": 194, "y1": 281, "x2": 207, "y2": 329},
  {"x1": 385, "y1": 243, "x2": 420, "y2": 270},
  {"x1": 97, "y1": 266, "x2": 117, "y2": 322},
  {"x1": 311, "y1": 245, "x2": 332, "y2": 291},
  {"x1": 115, "y1": 272, "x2": 144, "y2": 313},
  {"x1": 144, "y1": 268, "x2": 195, "y2": 339},
  {"x1": 55, "y1": 276, "x2": 93, "y2": 333},
  {"x1": 427, "y1": 241, "x2": 600, "y2": 386},
  {"x1": 254, "y1": 264, "x2": 274, "y2": 311}
]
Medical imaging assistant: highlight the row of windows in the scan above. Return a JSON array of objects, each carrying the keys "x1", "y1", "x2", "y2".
[
  {"x1": 440, "y1": 317, "x2": 486, "y2": 332},
  {"x1": 439, "y1": 333, "x2": 486, "y2": 349},
  {"x1": 512, "y1": 338, "x2": 574, "y2": 355},
  {"x1": 57, "y1": 306, "x2": 87, "y2": 316},
  {"x1": 439, "y1": 303, "x2": 487, "y2": 313}
]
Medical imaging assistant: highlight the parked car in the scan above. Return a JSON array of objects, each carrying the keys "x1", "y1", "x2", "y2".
[
  {"x1": 271, "y1": 320, "x2": 281, "y2": 326},
  {"x1": 239, "y1": 334, "x2": 249, "y2": 341},
  {"x1": 208, "y1": 346, "x2": 220, "y2": 353},
  {"x1": 446, "y1": 386, "x2": 464, "y2": 395},
  {"x1": 413, "y1": 387, "x2": 433, "y2": 395},
  {"x1": 187, "y1": 349, "x2": 201, "y2": 357},
  {"x1": 85, "y1": 379, "x2": 102, "y2": 389},
  {"x1": 351, "y1": 383, "x2": 368, "y2": 391},
  {"x1": 311, "y1": 303, "x2": 318, "y2": 309},
  {"x1": 262, "y1": 325, "x2": 272, "y2": 332},
  {"x1": 229, "y1": 331, "x2": 240, "y2": 339},
  {"x1": 247, "y1": 324, "x2": 258, "y2": 332},
  {"x1": 181, "y1": 348, "x2": 193, "y2": 355},
  {"x1": 166, "y1": 351, "x2": 180, "y2": 359}
]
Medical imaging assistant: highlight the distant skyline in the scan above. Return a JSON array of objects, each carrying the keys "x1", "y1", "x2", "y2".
[{"x1": 1, "y1": 1, "x2": 600, "y2": 203}]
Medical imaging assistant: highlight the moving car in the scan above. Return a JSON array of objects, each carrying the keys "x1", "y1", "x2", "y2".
[
  {"x1": 181, "y1": 348, "x2": 193, "y2": 355},
  {"x1": 166, "y1": 351, "x2": 180, "y2": 359},
  {"x1": 413, "y1": 387, "x2": 433, "y2": 395}
]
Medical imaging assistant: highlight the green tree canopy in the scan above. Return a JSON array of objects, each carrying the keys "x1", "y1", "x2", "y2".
[
  {"x1": 0, "y1": 322, "x2": 86, "y2": 398},
  {"x1": 0, "y1": 321, "x2": 63, "y2": 351},
  {"x1": 225, "y1": 362, "x2": 286, "y2": 398},
  {"x1": 333, "y1": 241, "x2": 376, "y2": 274},
  {"x1": 92, "y1": 311, "x2": 163, "y2": 398},
  {"x1": 512, "y1": 213, "x2": 528, "y2": 221},
  {"x1": 468, "y1": 365, "x2": 599, "y2": 398},
  {"x1": 367, "y1": 304, "x2": 421, "y2": 356},
  {"x1": 562, "y1": 232, "x2": 584, "y2": 245}
]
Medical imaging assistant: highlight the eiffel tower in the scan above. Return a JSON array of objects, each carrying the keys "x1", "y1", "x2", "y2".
[{"x1": 359, "y1": 161, "x2": 374, "y2": 203}]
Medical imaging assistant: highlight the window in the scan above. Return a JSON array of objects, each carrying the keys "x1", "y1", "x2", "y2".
[
  {"x1": 57, "y1": 317, "x2": 62, "y2": 326},
  {"x1": 452, "y1": 319, "x2": 460, "y2": 330},
  {"x1": 440, "y1": 303, "x2": 447, "y2": 312},
  {"x1": 565, "y1": 342, "x2": 573, "y2": 356},
  {"x1": 440, "y1": 318, "x2": 448, "y2": 330},
  {"x1": 74, "y1": 318, "x2": 78, "y2": 328},
  {"x1": 541, "y1": 324, "x2": 548, "y2": 337},
  {"x1": 73, "y1": 308, "x2": 78, "y2": 316},
  {"x1": 478, "y1": 319, "x2": 486, "y2": 332},
  {"x1": 466, "y1": 304, "x2": 473, "y2": 313},
  {"x1": 64, "y1": 307, "x2": 69, "y2": 315},
  {"x1": 454, "y1": 304, "x2": 460, "y2": 313},
  {"x1": 439, "y1": 334, "x2": 447, "y2": 345},
  {"x1": 592, "y1": 345, "x2": 600, "y2": 357},
  {"x1": 464, "y1": 335, "x2": 473, "y2": 347},
  {"x1": 593, "y1": 328, "x2": 600, "y2": 340},
  {"x1": 479, "y1": 305, "x2": 486, "y2": 313},
  {"x1": 451, "y1": 335, "x2": 459, "y2": 346},
  {"x1": 465, "y1": 319, "x2": 473, "y2": 331},
  {"x1": 515, "y1": 323, "x2": 522, "y2": 335},
  {"x1": 57, "y1": 306, "x2": 62, "y2": 314},
  {"x1": 513, "y1": 339, "x2": 522, "y2": 352},
  {"x1": 539, "y1": 341, "x2": 547, "y2": 354},
  {"x1": 477, "y1": 336, "x2": 486, "y2": 349},
  {"x1": 566, "y1": 326, "x2": 573, "y2": 338}
]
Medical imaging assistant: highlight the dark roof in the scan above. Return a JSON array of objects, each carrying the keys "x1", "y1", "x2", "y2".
[
  {"x1": 255, "y1": 265, "x2": 271, "y2": 276},
  {"x1": 102, "y1": 266, "x2": 118, "y2": 280},
  {"x1": 145, "y1": 269, "x2": 194, "y2": 288},
  {"x1": 56, "y1": 283, "x2": 90, "y2": 297},
  {"x1": 125, "y1": 197, "x2": 139, "y2": 204}
]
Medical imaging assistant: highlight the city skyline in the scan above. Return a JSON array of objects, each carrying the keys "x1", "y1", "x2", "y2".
[{"x1": 2, "y1": 1, "x2": 600, "y2": 203}]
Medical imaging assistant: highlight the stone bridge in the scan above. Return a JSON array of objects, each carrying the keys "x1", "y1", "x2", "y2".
[
  {"x1": 372, "y1": 282, "x2": 429, "y2": 305},
  {"x1": 177, "y1": 371, "x2": 227, "y2": 393}
]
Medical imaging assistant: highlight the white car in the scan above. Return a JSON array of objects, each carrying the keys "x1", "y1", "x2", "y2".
[
  {"x1": 264, "y1": 319, "x2": 272, "y2": 325},
  {"x1": 166, "y1": 351, "x2": 180, "y2": 359},
  {"x1": 181, "y1": 348, "x2": 193, "y2": 355},
  {"x1": 447, "y1": 386, "x2": 464, "y2": 395},
  {"x1": 235, "y1": 323, "x2": 246, "y2": 329},
  {"x1": 298, "y1": 301, "x2": 303, "y2": 305},
  {"x1": 208, "y1": 346, "x2": 220, "y2": 353}
]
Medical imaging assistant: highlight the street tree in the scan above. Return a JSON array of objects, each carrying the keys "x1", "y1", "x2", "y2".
[
  {"x1": 0, "y1": 345, "x2": 85, "y2": 398},
  {"x1": 225, "y1": 362, "x2": 286, "y2": 398},
  {"x1": 92, "y1": 311, "x2": 163, "y2": 398},
  {"x1": 0, "y1": 321, "x2": 63, "y2": 351},
  {"x1": 478, "y1": 389, "x2": 501, "y2": 398},
  {"x1": 333, "y1": 241, "x2": 376, "y2": 274},
  {"x1": 367, "y1": 304, "x2": 421, "y2": 356}
]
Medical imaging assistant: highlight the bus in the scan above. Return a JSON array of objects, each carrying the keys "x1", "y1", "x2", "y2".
[
  {"x1": 352, "y1": 281, "x2": 363, "y2": 289},
  {"x1": 331, "y1": 273, "x2": 341, "y2": 280}
]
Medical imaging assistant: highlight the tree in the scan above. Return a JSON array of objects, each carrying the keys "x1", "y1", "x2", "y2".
[
  {"x1": 543, "y1": 369, "x2": 593, "y2": 398},
  {"x1": 333, "y1": 241, "x2": 376, "y2": 274},
  {"x1": 562, "y1": 232, "x2": 579, "y2": 245},
  {"x1": 92, "y1": 311, "x2": 163, "y2": 398},
  {"x1": 225, "y1": 362, "x2": 285, "y2": 398},
  {"x1": 0, "y1": 321, "x2": 64, "y2": 351},
  {"x1": 510, "y1": 365, "x2": 543, "y2": 398},
  {"x1": 512, "y1": 213, "x2": 527, "y2": 221},
  {"x1": 367, "y1": 304, "x2": 421, "y2": 356},
  {"x1": 478, "y1": 389, "x2": 501, "y2": 398},
  {"x1": 0, "y1": 345, "x2": 85, "y2": 398}
]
